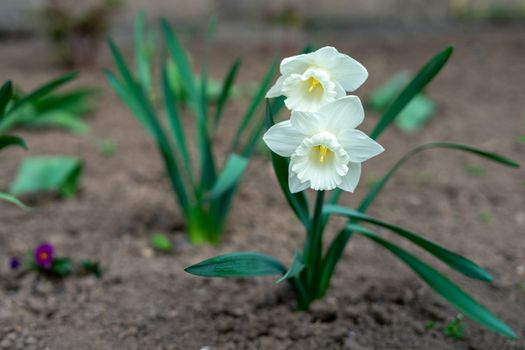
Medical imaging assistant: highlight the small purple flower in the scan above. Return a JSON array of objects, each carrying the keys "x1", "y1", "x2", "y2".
[
  {"x1": 9, "y1": 257, "x2": 20, "y2": 270},
  {"x1": 34, "y1": 243, "x2": 54, "y2": 269}
]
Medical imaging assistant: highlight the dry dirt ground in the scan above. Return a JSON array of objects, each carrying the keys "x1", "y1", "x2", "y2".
[{"x1": 0, "y1": 22, "x2": 524, "y2": 349}]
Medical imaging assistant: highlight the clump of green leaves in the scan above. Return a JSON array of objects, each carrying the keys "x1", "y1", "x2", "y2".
[
  {"x1": 444, "y1": 314, "x2": 466, "y2": 340},
  {"x1": 186, "y1": 46, "x2": 520, "y2": 339},
  {"x1": 0, "y1": 72, "x2": 96, "y2": 134},
  {"x1": 105, "y1": 15, "x2": 280, "y2": 244}
]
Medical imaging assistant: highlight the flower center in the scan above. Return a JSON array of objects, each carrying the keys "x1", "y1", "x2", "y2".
[
  {"x1": 39, "y1": 252, "x2": 48, "y2": 260},
  {"x1": 313, "y1": 144, "x2": 332, "y2": 163},
  {"x1": 307, "y1": 77, "x2": 322, "y2": 93}
]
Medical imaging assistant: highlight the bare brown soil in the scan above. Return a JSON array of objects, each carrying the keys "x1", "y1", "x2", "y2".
[{"x1": 0, "y1": 23, "x2": 524, "y2": 349}]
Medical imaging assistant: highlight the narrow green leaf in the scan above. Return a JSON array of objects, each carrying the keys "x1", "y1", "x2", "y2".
[
  {"x1": 104, "y1": 70, "x2": 153, "y2": 134},
  {"x1": 241, "y1": 96, "x2": 285, "y2": 158},
  {"x1": 351, "y1": 224, "x2": 518, "y2": 339},
  {"x1": 161, "y1": 19, "x2": 201, "y2": 119},
  {"x1": 7, "y1": 72, "x2": 78, "y2": 117},
  {"x1": 359, "y1": 142, "x2": 519, "y2": 213},
  {"x1": 134, "y1": 11, "x2": 153, "y2": 96},
  {"x1": 275, "y1": 251, "x2": 305, "y2": 284},
  {"x1": 0, "y1": 135, "x2": 27, "y2": 151},
  {"x1": 161, "y1": 62, "x2": 193, "y2": 176},
  {"x1": 28, "y1": 111, "x2": 90, "y2": 134},
  {"x1": 367, "y1": 71, "x2": 412, "y2": 111},
  {"x1": 319, "y1": 142, "x2": 518, "y2": 295},
  {"x1": 0, "y1": 80, "x2": 13, "y2": 117},
  {"x1": 0, "y1": 192, "x2": 29, "y2": 210},
  {"x1": 323, "y1": 204, "x2": 493, "y2": 282},
  {"x1": 9, "y1": 156, "x2": 83, "y2": 197},
  {"x1": 370, "y1": 46, "x2": 454, "y2": 139},
  {"x1": 214, "y1": 58, "x2": 241, "y2": 128},
  {"x1": 208, "y1": 154, "x2": 248, "y2": 200},
  {"x1": 106, "y1": 41, "x2": 192, "y2": 216},
  {"x1": 161, "y1": 19, "x2": 216, "y2": 192},
  {"x1": 185, "y1": 251, "x2": 286, "y2": 277},
  {"x1": 231, "y1": 57, "x2": 278, "y2": 151},
  {"x1": 33, "y1": 88, "x2": 97, "y2": 113},
  {"x1": 318, "y1": 226, "x2": 353, "y2": 297},
  {"x1": 266, "y1": 101, "x2": 310, "y2": 227}
]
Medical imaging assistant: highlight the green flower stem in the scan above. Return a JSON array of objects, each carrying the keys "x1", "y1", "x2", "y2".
[{"x1": 303, "y1": 190, "x2": 325, "y2": 301}]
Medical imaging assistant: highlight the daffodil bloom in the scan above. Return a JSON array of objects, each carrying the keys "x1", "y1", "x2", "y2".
[
  {"x1": 266, "y1": 46, "x2": 368, "y2": 112},
  {"x1": 263, "y1": 96, "x2": 383, "y2": 193}
]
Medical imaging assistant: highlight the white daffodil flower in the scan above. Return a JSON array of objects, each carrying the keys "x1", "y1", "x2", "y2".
[
  {"x1": 263, "y1": 96, "x2": 383, "y2": 193},
  {"x1": 266, "y1": 46, "x2": 368, "y2": 112}
]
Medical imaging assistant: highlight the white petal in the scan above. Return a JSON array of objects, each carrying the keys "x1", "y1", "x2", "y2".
[
  {"x1": 290, "y1": 110, "x2": 321, "y2": 136},
  {"x1": 312, "y1": 46, "x2": 341, "y2": 68},
  {"x1": 338, "y1": 162, "x2": 361, "y2": 192},
  {"x1": 330, "y1": 54, "x2": 368, "y2": 91},
  {"x1": 318, "y1": 96, "x2": 365, "y2": 133},
  {"x1": 280, "y1": 54, "x2": 311, "y2": 76},
  {"x1": 333, "y1": 81, "x2": 347, "y2": 100},
  {"x1": 262, "y1": 120, "x2": 304, "y2": 157},
  {"x1": 266, "y1": 75, "x2": 286, "y2": 98},
  {"x1": 339, "y1": 129, "x2": 384, "y2": 163},
  {"x1": 288, "y1": 163, "x2": 310, "y2": 193}
]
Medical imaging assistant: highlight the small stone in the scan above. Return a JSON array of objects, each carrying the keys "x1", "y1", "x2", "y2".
[
  {"x1": 141, "y1": 247, "x2": 154, "y2": 258},
  {"x1": 0, "y1": 338, "x2": 12, "y2": 349},
  {"x1": 25, "y1": 336, "x2": 37, "y2": 345}
]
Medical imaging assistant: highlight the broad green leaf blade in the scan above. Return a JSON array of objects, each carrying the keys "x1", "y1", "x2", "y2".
[
  {"x1": 9, "y1": 156, "x2": 83, "y2": 197},
  {"x1": 231, "y1": 57, "x2": 278, "y2": 151},
  {"x1": 323, "y1": 204, "x2": 493, "y2": 282},
  {"x1": 275, "y1": 251, "x2": 305, "y2": 284},
  {"x1": 359, "y1": 142, "x2": 519, "y2": 213},
  {"x1": 208, "y1": 153, "x2": 249, "y2": 200},
  {"x1": 0, "y1": 135, "x2": 27, "y2": 151},
  {"x1": 0, "y1": 80, "x2": 13, "y2": 117},
  {"x1": 0, "y1": 192, "x2": 29, "y2": 210},
  {"x1": 395, "y1": 94, "x2": 435, "y2": 134},
  {"x1": 370, "y1": 46, "x2": 453, "y2": 139},
  {"x1": 351, "y1": 224, "x2": 518, "y2": 339},
  {"x1": 266, "y1": 101, "x2": 310, "y2": 227},
  {"x1": 214, "y1": 58, "x2": 241, "y2": 128},
  {"x1": 185, "y1": 251, "x2": 286, "y2": 277},
  {"x1": 7, "y1": 72, "x2": 78, "y2": 118}
]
